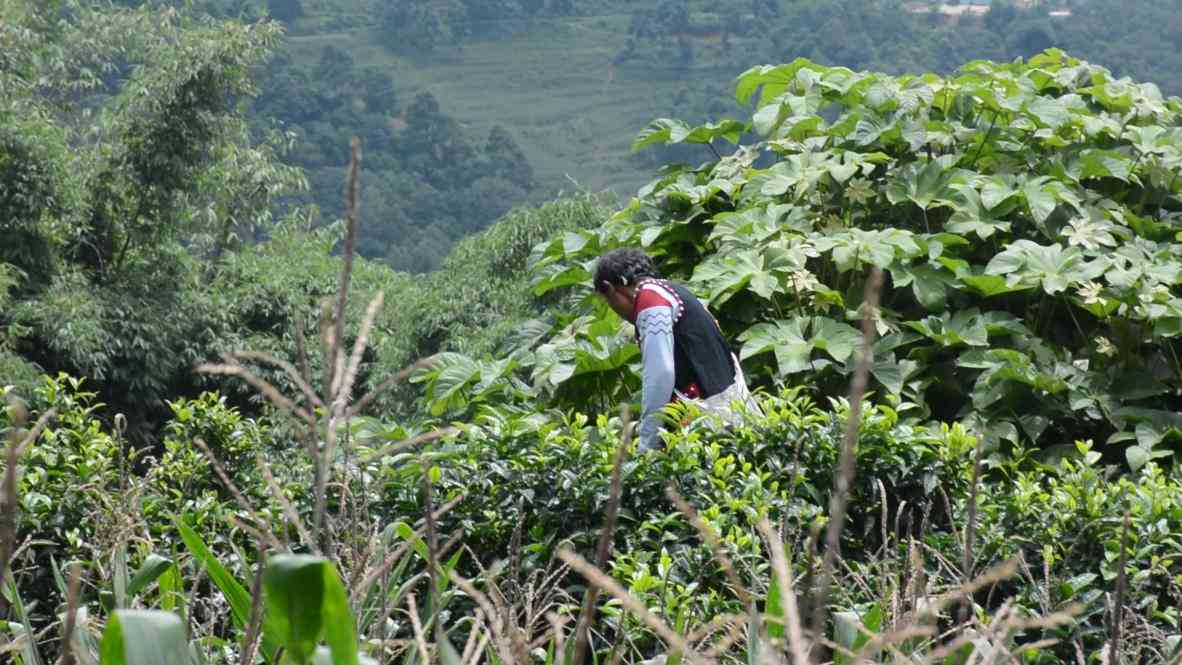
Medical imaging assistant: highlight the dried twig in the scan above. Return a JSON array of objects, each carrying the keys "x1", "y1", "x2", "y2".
[
  {"x1": 960, "y1": 433, "x2": 985, "y2": 625},
  {"x1": 59, "y1": 562, "x2": 82, "y2": 665},
  {"x1": 194, "y1": 437, "x2": 280, "y2": 549},
  {"x1": 407, "y1": 593, "x2": 433, "y2": 665},
  {"x1": 757, "y1": 519, "x2": 809, "y2": 664},
  {"x1": 1109, "y1": 511, "x2": 1131, "y2": 665},
  {"x1": 358, "y1": 428, "x2": 459, "y2": 466},
  {"x1": 570, "y1": 408, "x2": 633, "y2": 665},
  {"x1": 811, "y1": 267, "x2": 884, "y2": 645},
  {"x1": 241, "y1": 548, "x2": 269, "y2": 665}
]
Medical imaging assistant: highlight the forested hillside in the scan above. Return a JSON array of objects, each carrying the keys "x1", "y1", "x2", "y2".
[
  {"x1": 113, "y1": 0, "x2": 1182, "y2": 271},
  {"x1": 6, "y1": 1, "x2": 1182, "y2": 665}
]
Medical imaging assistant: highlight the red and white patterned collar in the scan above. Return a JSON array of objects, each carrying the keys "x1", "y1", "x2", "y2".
[{"x1": 631, "y1": 277, "x2": 686, "y2": 321}]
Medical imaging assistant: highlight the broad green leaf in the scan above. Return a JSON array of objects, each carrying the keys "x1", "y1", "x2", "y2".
[
  {"x1": 946, "y1": 186, "x2": 1012, "y2": 240},
  {"x1": 99, "y1": 610, "x2": 189, "y2": 665},
  {"x1": 1022, "y1": 177, "x2": 1058, "y2": 224},
  {"x1": 814, "y1": 317, "x2": 864, "y2": 363},
  {"x1": 264, "y1": 554, "x2": 359, "y2": 665},
  {"x1": 885, "y1": 160, "x2": 954, "y2": 210},
  {"x1": 740, "y1": 317, "x2": 861, "y2": 375}
]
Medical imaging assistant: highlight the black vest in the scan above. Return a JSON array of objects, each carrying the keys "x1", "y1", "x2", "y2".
[{"x1": 636, "y1": 280, "x2": 737, "y2": 398}]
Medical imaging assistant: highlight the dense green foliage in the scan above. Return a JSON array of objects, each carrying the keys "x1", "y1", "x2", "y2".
[
  {"x1": 254, "y1": 50, "x2": 538, "y2": 272},
  {"x1": 517, "y1": 50, "x2": 1182, "y2": 472},
  {"x1": 6, "y1": 1, "x2": 1182, "y2": 664}
]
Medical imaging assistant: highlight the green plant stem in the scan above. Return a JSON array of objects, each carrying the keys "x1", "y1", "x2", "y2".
[{"x1": 968, "y1": 112, "x2": 998, "y2": 168}]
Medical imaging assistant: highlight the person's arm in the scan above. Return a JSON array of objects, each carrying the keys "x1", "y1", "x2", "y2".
[{"x1": 636, "y1": 305, "x2": 676, "y2": 450}]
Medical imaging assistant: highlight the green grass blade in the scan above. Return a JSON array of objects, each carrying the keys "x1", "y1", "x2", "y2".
[
  {"x1": 764, "y1": 573, "x2": 786, "y2": 640},
  {"x1": 3, "y1": 576, "x2": 44, "y2": 665},
  {"x1": 113, "y1": 546, "x2": 128, "y2": 609},
  {"x1": 127, "y1": 554, "x2": 173, "y2": 599},
  {"x1": 176, "y1": 518, "x2": 282, "y2": 662}
]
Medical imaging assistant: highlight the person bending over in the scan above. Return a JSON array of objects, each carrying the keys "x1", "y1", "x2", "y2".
[{"x1": 593, "y1": 248, "x2": 760, "y2": 451}]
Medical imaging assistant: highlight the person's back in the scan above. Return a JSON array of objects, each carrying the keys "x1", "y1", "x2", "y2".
[{"x1": 593, "y1": 248, "x2": 759, "y2": 450}]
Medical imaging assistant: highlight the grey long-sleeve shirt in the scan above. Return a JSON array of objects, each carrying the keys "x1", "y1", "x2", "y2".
[{"x1": 635, "y1": 304, "x2": 676, "y2": 451}]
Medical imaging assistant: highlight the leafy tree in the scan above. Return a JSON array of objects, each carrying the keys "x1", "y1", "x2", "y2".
[
  {"x1": 0, "y1": 1, "x2": 304, "y2": 431},
  {"x1": 378, "y1": 0, "x2": 467, "y2": 53},
  {"x1": 484, "y1": 125, "x2": 534, "y2": 190}
]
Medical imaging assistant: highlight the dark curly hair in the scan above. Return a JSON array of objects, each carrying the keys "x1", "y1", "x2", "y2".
[{"x1": 593, "y1": 248, "x2": 659, "y2": 293}]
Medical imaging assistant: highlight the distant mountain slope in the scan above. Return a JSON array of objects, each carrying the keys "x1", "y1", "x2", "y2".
[{"x1": 253, "y1": 0, "x2": 1182, "y2": 269}]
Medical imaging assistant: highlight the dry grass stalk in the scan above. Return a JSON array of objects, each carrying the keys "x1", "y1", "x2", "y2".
[
  {"x1": 293, "y1": 310, "x2": 313, "y2": 390},
  {"x1": 960, "y1": 433, "x2": 985, "y2": 625},
  {"x1": 756, "y1": 519, "x2": 809, "y2": 664},
  {"x1": 1109, "y1": 511, "x2": 1131, "y2": 665},
  {"x1": 685, "y1": 613, "x2": 747, "y2": 644},
  {"x1": 193, "y1": 437, "x2": 281, "y2": 551},
  {"x1": 669, "y1": 487, "x2": 752, "y2": 607},
  {"x1": 459, "y1": 608, "x2": 487, "y2": 665},
  {"x1": 230, "y1": 350, "x2": 325, "y2": 411},
  {"x1": 570, "y1": 407, "x2": 633, "y2": 665},
  {"x1": 811, "y1": 267, "x2": 884, "y2": 645},
  {"x1": 198, "y1": 361, "x2": 317, "y2": 427},
  {"x1": 333, "y1": 136, "x2": 362, "y2": 383},
  {"x1": 240, "y1": 547, "x2": 269, "y2": 665},
  {"x1": 546, "y1": 612, "x2": 569, "y2": 665},
  {"x1": 314, "y1": 136, "x2": 364, "y2": 553},
  {"x1": 557, "y1": 547, "x2": 708, "y2": 665},
  {"x1": 0, "y1": 407, "x2": 55, "y2": 605},
  {"x1": 448, "y1": 570, "x2": 521, "y2": 665},
  {"x1": 336, "y1": 291, "x2": 384, "y2": 413},
  {"x1": 256, "y1": 452, "x2": 315, "y2": 550},
  {"x1": 407, "y1": 593, "x2": 433, "y2": 665},
  {"x1": 421, "y1": 466, "x2": 446, "y2": 653},
  {"x1": 351, "y1": 495, "x2": 464, "y2": 607},
  {"x1": 59, "y1": 561, "x2": 82, "y2": 665},
  {"x1": 350, "y1": 358, "x2": 436, "y2": 419},
  {"x1": 358, "y1": 428, "x2": 459, "y2": 466},
  {"x1": 11, "y1": 406, "x2": 57, "y2": 458}
]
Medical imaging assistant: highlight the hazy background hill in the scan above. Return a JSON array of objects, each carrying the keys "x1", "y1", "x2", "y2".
[{"x1": 188, "y1": 0, "x2": 1182, "y2": 271}]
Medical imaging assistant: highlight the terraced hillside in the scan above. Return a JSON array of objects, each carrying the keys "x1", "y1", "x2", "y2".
[{"x1": 280, "y1": 7, "x2": 745, "y2": 197}]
